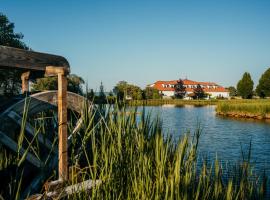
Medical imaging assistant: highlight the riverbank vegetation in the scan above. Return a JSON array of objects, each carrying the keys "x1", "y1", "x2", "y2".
[
  {"x1": 216, "y1": 99, "x2": 270, "y2": 119},
  {"x1": 127, "y1": 99, "x2": 219, "y2": 106},
  {"x1": 0, "y1": 104, "x2": 268, "y2": 199}
]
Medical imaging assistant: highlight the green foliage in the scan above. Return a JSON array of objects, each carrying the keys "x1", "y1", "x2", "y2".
[
  {"x1": 227, "y1": 86, "x2": 237, "y2": 97},
  {"x1": 216, "y1": 99, "x2": 270, "y2": 117},
  {"x1": 256, "y1": 68, "x2": 270, "y2": 98},
  {"x1": 113, "y1": 81, "x2": 143, "y2": 101},
  {"x1": 70, "y1": 105, "x2": 266, "y2": 199},
  {"x1": 128, "y1": 99, "x2": 219, "y2": 106},
  {"x1": 0, "y1": 13, "x2": 29, "y2": 96},
  {"x1": 87, "y1": 89, "x2": 95, "y2": 100},
  {"x1": 113, "y1": 81, "x2": 127, "y2": 100},
  {"x1": 174, "y1": 79, "x2": 186, "y2": 99},
  {"x1": 193, "y1": 84, "x2": 205, "y2": 99},
  {"x1": 0, "y1": 102, "x2": 267, "y2": 199},
  {"x1": 31, "y1": 74, "x2": 85, "y2": 95},
  {"x1": 143, "y1": 87, "x2": 161, "y2": 100},
  {"x1": 107, "y1": 91, "x2": 116, "y2": 104},
  {"x1": 237, "y1": 72, "x2": 254, "y2": 99},
  {"x1": 96, "y1": 82, "x2": 106, "y2": 104},
  {"x1": 0, "y1": 13, "x2": 28, "y2": 49}
]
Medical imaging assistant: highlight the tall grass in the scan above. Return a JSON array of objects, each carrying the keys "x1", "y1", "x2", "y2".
[
  {"x1": 0, "y1": 101, "x2": 268, "y2": 199},
  {"x1": 216, "y1": 99, "x2": 270, "y2": 119},
  {"x1": 127, "y1": 99, "x2": 219, "y2": 106},
  {"x1": 67, "y1": 104, "x2": 267, "y2": 199}
]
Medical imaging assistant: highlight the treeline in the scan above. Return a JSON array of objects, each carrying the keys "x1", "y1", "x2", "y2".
[
  {"x1": 86, "y1": 81, "x2": 162, "y2": 104},
  {"x1": 228, "y1": 69, "x2": 270, "y2": 99}
]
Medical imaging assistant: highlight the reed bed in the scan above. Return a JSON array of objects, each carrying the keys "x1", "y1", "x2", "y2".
[
  {"x1": 127, "y1": 99, "x2": 219, "y2": 106},
  {"x1": 0, "y1": 103, "x2": 268, "y2": 199},
  {"x1": 68, "y1": 104, "x2": 267, "y2": 199},
  {"x1": 216, "y1": 99, "x2": 270, "y2": 119}
]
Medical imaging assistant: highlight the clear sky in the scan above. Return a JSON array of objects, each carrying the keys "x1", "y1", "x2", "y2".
[{"x1": 2, "y1": 0, "x2": 270, "y2": 91}]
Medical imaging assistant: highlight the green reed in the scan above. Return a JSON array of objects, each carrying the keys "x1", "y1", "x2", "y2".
[
  {"x1": 127, "y1": 99, "x2": 219, "y2": 106},
  {"x1": 216, "y1": 99, "x2": 270, "y2": 117},
  {"x1": 0, "y1": 100, "x2": 268, "y2": 199},
  {"x1": 68, "y1": 104, "x2": 267, "y2": 199}
]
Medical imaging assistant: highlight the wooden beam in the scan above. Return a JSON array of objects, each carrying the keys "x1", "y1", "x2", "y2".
[
  {"x1": 57, "y1": 70, "x2": 68, "y2": 181},
  {"x1": 21, "y1": 71, "x2": 30, "y2": 93},
  {"x1": 46, "y1": 179, "x2": 102, "y2": 199},
  {"x1": 45, "y1": 66, "x2": 68, "y2": 77},
  {"x1": 26, "y1": 179, "x2": 102, "y2": 200},
  {"x1": 0, "y1": 45, "x2": 70, "y2": 73}
]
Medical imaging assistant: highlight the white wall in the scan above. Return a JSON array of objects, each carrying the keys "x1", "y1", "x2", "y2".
[
  {"x1": 159, "y1": 90, "x2": 229, "y2": 98},
  {"x1": 209, "y1": 92, "x2": 229, "y2": 98},
  {"x1": 161, "y1": 91, "x2": 175, "y2": 97}
]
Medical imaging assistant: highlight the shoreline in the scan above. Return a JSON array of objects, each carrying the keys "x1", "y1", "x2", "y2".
[{"x1": 217, "y1": 111, "x2": 270, "y2": 120}]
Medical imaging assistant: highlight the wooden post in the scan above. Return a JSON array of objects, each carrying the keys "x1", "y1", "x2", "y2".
[
  {"x1": 58, "y1": 71, "x2": 68, "y2": 181},
  {"x1": 45, "y1": 66, "x2": 68, "y2": 181},
  {"x1": 21, "y1": 71, "x2": 30, "y2": 94}
]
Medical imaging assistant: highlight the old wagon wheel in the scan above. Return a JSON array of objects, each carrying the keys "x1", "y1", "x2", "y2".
[
  {"x1": 0, "y1": 45, "x2": 102, "y2": 198},
  {"x1": 0, "y1": 91, "x2": 93, "y2": 196}
]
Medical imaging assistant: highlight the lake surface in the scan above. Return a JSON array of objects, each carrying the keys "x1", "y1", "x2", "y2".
[{"x1": 141, "y1": 105, "x2": 270, "y2": 193}]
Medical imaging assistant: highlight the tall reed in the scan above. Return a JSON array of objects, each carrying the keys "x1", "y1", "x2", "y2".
[
  {"x1": 216, "y1": 99, "x2": 270, "y2": 119},
  {"x1": 127, "y1": 99, "x2": 219, "y2": 106},
  {"x1": 68, "y1": 104, "x2": 267, "y2": 199},
  {"x1": 0, "y1": 100, "x2": 267, "y2": 199}
]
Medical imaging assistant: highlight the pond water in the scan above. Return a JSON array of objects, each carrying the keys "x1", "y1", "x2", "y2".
[{"x1": 141, "y1": 105, "x2": 270, "y2": 193}]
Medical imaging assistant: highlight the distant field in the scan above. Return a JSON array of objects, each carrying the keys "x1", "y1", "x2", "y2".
[{"x1": 127, "y1": 99, "x2": 219, "y2": 106}]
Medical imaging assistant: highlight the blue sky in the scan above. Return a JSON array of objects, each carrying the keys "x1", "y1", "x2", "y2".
[{"x1": 2, "y1": 0, "x2": 270, "y2": 91}]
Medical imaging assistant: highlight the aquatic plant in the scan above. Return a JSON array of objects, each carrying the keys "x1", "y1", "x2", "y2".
[
  {"x1": 0, "y1": 102, "x2": 268, "y2": 199},
  {"x1": 127, "y1": 99, "x2": 219, "y2": 106},
  {"x1": 216, "y1": 99, "x2": 270, "y2": 119}
]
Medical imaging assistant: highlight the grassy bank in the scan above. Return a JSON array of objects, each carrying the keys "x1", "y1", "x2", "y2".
[
  {"x1": 216, "y1": 99, "x2": 270, "y2": 119},
  {"x1": 0, "y1": 104, "x2": 268, "y2": 199},
  {"x1": 127, "y1": 99, "x2": 219, "y2": 106}
]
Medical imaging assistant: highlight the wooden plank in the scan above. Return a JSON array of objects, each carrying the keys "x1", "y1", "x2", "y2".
[
  {"x1": 46, "y1": 179, "x2": 102, "y2": 199},
  {"x1": 0, "y1": 45, "x2": 70, "y2": 73},
  {"x1": 58, "y1": 72, "x2": 68, "y2": 180},
  {"x1": 26, "y1": 179, "x2": 102, "y2": 200},
  {"x1": 45, "y1": 66, "x2": 68, "y2": 77},
  {"x1": 0, "y1": 130, "x2": 42, "y2": 168},
  {"x1": 1, "y1": 91, "x2": 89, "y2": 117},
  {"x1": 7, "y1": 111, "x2": 56, "y2": 152}
]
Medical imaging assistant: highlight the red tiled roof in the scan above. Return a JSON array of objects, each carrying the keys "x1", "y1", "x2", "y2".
[{"x1": 152, "y1": 79, "x2": 228, "y2": 93}]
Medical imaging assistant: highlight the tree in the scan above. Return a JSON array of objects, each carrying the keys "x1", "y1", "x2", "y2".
[
  {"x1": 107, "y1": 91, "x2": 116, "y2": 104},
  {"x1": 113, "y1": 81, "x2": 127, "y2": 101},
  {"x1": 227, "y1": 86, "x2": 237, "y2": 97},
  {"x1": 174, "y1": 79, "x2": 186, "y2": 99},
  {"x1": 99, "y1": 81, "x2": 106, "y2": 102},
  {"x1": 129, "y1": 85, "x2": 143, "y2": 100},
  {"x1": 237, "y1": 72, "x2": 254, "y2": 99},
  {"x1": 0, "y1": 13, "x2": 29, "y2": 96},
  {"x1": 87, "y1": 89, "x2": 95, "y2": 100},
  {"x1": 256, "y1": 68, "x2": 270, "y2": 98},
  {"x1": 67, "y1": 74, "x2": 85, "y2": 95},
  {"x1": 193, "y1": 84, "x2": 205, "y2": 99},
  {"x1": 113, "y1": 81, "x2": 143, "y2": 101},
  {"x1": 32, "y1": 74, "x2": 85, "y2": 95},
  {"x1": 143, "y1": 87, "x2": 161, "y2": 99},
  {"x1": 0, "y1": 13, "x2": 28, "y2": 49}
]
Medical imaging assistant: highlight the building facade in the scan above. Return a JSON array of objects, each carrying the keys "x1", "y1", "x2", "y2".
[{"x1": 149, "y1": 79, "x2": 229, "y2": 99}]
